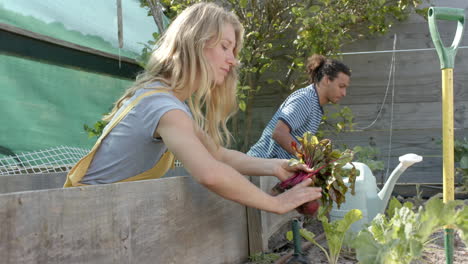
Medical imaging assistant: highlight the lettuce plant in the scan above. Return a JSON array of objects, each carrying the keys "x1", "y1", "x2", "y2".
[{"x1": 352, "y1": 197, "x2": 468, "y2": 264}]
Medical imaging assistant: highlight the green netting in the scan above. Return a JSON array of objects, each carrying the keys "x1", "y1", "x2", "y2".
[{"x1": 0, "y1": 54, "x2": 131, "y2": 155}]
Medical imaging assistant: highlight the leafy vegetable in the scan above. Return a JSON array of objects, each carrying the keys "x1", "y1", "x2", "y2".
[
  {"x1": 454, "y1": 137, "x2": 468, "y2": 193},
  {"x1": 287, "y1": 209, "x2": 363, "y2": 264},
  {"x1": 352, "y1": 197, "x2": 468, "y2": 264},
  {"x1": 248, "y1": 252, "x2": 280, "y2": 263},
  {"x1": 272, "y1": 132, "x2": 357, "y2": 217}
]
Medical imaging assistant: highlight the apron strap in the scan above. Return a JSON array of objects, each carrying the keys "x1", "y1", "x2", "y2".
[{"x1": 64, "y1": 89, "x2": 170, "y2": 187}]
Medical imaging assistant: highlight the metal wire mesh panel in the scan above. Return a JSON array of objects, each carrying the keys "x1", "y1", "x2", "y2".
[
  {"x1": 0, "y1": 146, "x2": 184, "y2": 176},
  {"x1": 0, "y1": 146, "x2": 89, "y2": 175}
]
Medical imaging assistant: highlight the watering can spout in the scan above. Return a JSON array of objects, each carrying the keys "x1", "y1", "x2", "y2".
[{"x1": 378, "y1": 154, "x2": 423, "y2": 208}]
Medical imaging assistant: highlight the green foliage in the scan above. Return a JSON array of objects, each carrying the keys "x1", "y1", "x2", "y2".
[
  {"x1": 248, "y1": 252, "x2": 280, "y2": 264},
  {"x1": 83, "y1": 0, "x2": 424, "y2": 147},
  {"x1": 143, "y1": 0, "x2": 423, "y2": 151},
  {"x1": 318, "y1": 105, "x2": 384, "y2": 178},
  {"x1": 135, "y1": 32, "x2": 160, "y2": 67},
  {"x1": 352, "y1": 145, "x2": 384, "y2": 175},
  {"x1": 83, "y1": 120, "x2": 108, "y2": 138},
  {"x1": 293, "y1": 0, "x2": 424, "y2": 56},
  {"x1": 454, "y1": 137, "x2": 468, "y2": 192},
  {"x1": 287, "y1": 209, "x2": 363, "y2": 264},
  {"x1": 317, "y1": 105, "x2": 356, "y2": 140},
  {"x1": 437, "y1": 137, "x2": 468, "y2": 193},
  {"x1": 352, "y1": 197, "x2": 468, "y2": 264}
]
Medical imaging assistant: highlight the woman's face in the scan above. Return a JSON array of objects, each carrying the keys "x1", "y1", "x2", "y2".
[{"x1": 204, "y1": 23, "x2": 237, "y2": 86}]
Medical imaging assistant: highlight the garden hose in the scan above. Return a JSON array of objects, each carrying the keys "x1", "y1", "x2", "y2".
[{"x1": 285, "y1": 219, "x2": 309, "y2": 264}]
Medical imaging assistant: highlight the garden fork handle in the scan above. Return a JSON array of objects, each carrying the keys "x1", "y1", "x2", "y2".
[{"x1": 428, "y1": 7, "x2": 464, "y2": 69}]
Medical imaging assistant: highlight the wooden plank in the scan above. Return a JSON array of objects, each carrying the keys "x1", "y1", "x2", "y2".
[
  {"x1": 343, "y1": 25, "x2": 468, "y2": 52},
  {"x1": 348, "y1": 154, "x2": 467, "y2": 185},
  {"x1": 0, "y1": 172, "x2": 66, "y2": 194},
  {"x1": 327, "y1": 129, "x2": 468, "y2": 184},
  {"x1": 246, "y1": 175, "x2": 301, "y2": 252},
  {"x1": 340, "y1": 50, "x2": 468, "y2": 105},
  {"x1": 249, "y1": 106, "x2": 277, "y2": 145},
  {"x1": 258, "y1": 176, "x2": 299, "y2": 247},
  {"x1": 0, "y1": 169, "x2": 190, "y2": 194},
  {"x1": 252, "y1": 50, "x2": 468, "y2": 107},
  {"x1": 342, "y1": 5, "x2": 468, "y2": 52},
  {"x1": 0, "y1": 177, "x2": 248, "y2": 264},
  {"x1": 375, "y1": 156, "x2": 443, "y2": 184},
  {"x1": 323, "y1": 101, "x2": 468, "y2": 131},
  {"x1": 329, "y1": 128, "x2": 468, "y2": 156},
  {"x1": 246, "y1": 176, "x2": 264, "y2": 253},
  {"x1": 392, "y1": 184, "x2": 439, "y2": 198}
]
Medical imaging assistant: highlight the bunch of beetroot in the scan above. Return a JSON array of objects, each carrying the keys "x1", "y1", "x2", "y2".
[{"x1": 272, "y1": 132, "x2": 357, "y2": 217}]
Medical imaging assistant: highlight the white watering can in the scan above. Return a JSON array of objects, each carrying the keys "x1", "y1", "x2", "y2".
[{"x1": 330, "y1": 153, "x2": 423, "y2": 233}]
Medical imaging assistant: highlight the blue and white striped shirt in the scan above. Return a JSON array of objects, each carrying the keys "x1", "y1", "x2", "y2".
[{"x1": 247, "y1": 84, "x2": 323, "y2": 159}]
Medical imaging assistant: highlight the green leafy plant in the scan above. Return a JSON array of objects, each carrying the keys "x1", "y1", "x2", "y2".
[
  {"x1": 248, "y1": 252, "x2": 280, "y2": 264},
  {"x1": 292, "y1": 0, "x2": 425, "y2": 56},
  {"x1": 85, "y1": 1, "x2": 425, "y2": 145},
  {"x1": 83, "y1": 120, "x2": 108, "y2": 138},
  {"x1": 454, "y1": 137, "x2": 468, "y2": 193},
  {"x1": 272, "y1": 132, "x2": 357, "y2": 217},
  {"x1": 84, "y1": 0, "x2": 425, "y2": 145},
  {"x1": 352, "y1": 145, "x2": 384, "y2": 175},
  {"x1": 317, "y1": 105, "x2": 356, "y2": 140},
  {"x1": 287, "y1": 209, "x2": 363, "y2": 264},
  {"x1": 352, "y1": 197, "x2": 468, "y2": 264},
  {"x1": 135, "y1": 32, "x2": 161, "y2": 68},
  {"x1": 437, "y1": 137, "x2": 468, "y2": 194},
  {"x1": 144, "y1": 0, "x2": 424, "y2": 151}
]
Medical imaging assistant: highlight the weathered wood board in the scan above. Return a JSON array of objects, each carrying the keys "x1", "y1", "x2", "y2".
[
  {"x1": 246, "y1": 176, "x2": 299, "y2": 253},
  {"x1": 0, "y1": 176, "x2": 248, "y2": 264},
  {"x1": 0, "y1": 173, "x2": 66, "y2": 194},
  {"x1": 0, "y1": 167, "x2": 190, "y2": 194}
]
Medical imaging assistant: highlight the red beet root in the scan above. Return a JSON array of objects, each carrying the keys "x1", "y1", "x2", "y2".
[{"x1": 296, "y1": 200, "x2": 320, "y2": 217}]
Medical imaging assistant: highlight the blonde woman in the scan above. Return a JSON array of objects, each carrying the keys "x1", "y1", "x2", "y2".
[{"x1": 64, "y1": 2, "x2": 321, "y2": 215}]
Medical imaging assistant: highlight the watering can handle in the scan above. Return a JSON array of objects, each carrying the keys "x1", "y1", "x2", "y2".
[{"x1": 428, "y1": 7, "x2": 465, "y2": 69}]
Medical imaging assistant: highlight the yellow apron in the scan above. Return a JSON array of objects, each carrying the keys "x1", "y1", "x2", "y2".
[{"x1": 64, "y1": 90, "x2": 175, "y2": 187}]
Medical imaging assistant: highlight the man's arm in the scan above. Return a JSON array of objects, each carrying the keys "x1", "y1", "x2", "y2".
[{"x1": 272, "y1": 119, "x2": 297, "y2": 156}]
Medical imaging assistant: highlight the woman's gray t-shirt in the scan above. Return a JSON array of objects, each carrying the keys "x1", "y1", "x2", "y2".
[{"x1": 80, "y1": 88, "x2": 191, "y2": 184}]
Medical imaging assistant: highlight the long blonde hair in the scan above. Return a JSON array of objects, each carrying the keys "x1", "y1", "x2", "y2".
[{"x1": 104, "y1": 2, "x2": 244, "y2": 147}]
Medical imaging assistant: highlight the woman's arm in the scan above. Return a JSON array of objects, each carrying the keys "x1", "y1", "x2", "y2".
[
  {"x1": 218, "y1": 148, "x2": 311, "y2": 182},
  {"x1": 156, "y1": 110, "x2": 321, "y2": 214},
  {"x1": 185, "y1": 120, "x2": 309, "y2": 182}
]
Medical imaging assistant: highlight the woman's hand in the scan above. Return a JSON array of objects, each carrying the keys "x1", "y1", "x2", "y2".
[
  {"x1": 272, "y1": 159, "x2": 313, "y2": 182},
  {"x1": 271, "y1": 178, "x2": 322, "y2": 214}
]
